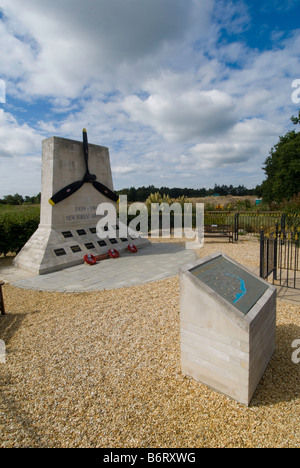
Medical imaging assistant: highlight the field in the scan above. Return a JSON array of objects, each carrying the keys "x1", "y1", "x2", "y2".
[
  {"x1": 0, "y1": 205, "x2": 40, "y2": 256},
  {"x1": 0, "y1": 204, "x2": 40, "y2": 216},
  {"x1": 188, "y1": 195, "x2": 258, "y2": 209}
]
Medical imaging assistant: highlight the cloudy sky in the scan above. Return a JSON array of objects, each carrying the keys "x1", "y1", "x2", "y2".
[{"x1": 0, "y1": 0, "x2": 300, "y2": 197}]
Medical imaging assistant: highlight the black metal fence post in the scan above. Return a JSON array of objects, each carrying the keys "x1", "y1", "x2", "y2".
[
  {"x1": 260, "y1": 228, "x2": 265, "y2": 278},
  {"x1": 234, "y1": 213, "x2": 239, "y2": 241},
  {"x1": 0, "y1": 281, "x2": 5, "y2": 316},
  {"x1": 273, "y1": 223, "x2": 278, "y2": 282}
]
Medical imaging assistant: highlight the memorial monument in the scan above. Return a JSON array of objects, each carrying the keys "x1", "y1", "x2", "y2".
[
  {"x1": 14, "y1": 130, "x2": 150, "y2": 275},
  {"x1": 180, "y1": 252, "x2": 276, "y2": 406}
]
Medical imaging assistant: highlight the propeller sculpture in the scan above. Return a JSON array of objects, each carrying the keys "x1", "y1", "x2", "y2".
[{"x1": 49, "y1": 129, "x2": 119, "y2": 206}]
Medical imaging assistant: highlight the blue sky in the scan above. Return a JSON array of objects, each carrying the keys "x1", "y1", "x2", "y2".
[{"x1": 0, "y1": 0, "x2": 299, "y2": 197}]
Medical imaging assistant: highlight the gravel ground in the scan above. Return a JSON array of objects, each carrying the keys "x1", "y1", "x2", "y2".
[{"x1": 0, "y1": 238, "x2": 299, "y2": 448}]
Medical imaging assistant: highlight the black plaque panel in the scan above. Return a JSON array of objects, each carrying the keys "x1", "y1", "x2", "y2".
[
  {"x1": 109, "y1": 238, "x2": 118, "y2": 245},
  {"x1": 89, "y1": 227, "x2": 96, "y2": 234},
  {"x1": 54, "y1": 248, "x2": 67, "y2": 257},
  {"x1": 71, "y1": 245, "x2": 82, "y2": 253},
  {"x1": 191, "y1": 256, "x2": 268, "y2": 315},
  {"x1": 98, "y1": 240, "x2": 107, "y2": 247},
  {"x1": 121, "y1": 238, "x2": 128, "y2": 242},
  {"x1": 85, "y1": 243, "x2": 95, "y2": 250},
  {"x1": 62, "y1": 231, "x2": 73, "y2": 238},
  {"x1": 77, "y1": 229, "x2": 86, "y2": 236}
]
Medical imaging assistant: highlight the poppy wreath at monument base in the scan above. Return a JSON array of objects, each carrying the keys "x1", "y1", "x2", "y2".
[
  {"x1": 127, "y1": 243, "x2": 138, "y2": 253},
  {"x1": 84, "y1": 253, "x2": 109, "y2": 265},
  {"x1": 108, "y1": 249, "x2": 119, "y2": 259},
  {"x1": 84, "y1": 254, "x2": 97, "y2": 265}
]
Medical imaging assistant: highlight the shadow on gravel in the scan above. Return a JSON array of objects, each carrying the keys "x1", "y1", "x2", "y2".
[{"x1": 251, "y1": 323, "x2": 300, "y2": 407}]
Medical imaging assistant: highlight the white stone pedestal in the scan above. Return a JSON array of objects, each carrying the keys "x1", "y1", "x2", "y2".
[{"x1": 14, "y1": 136, "x2": 150, "y2": 275}]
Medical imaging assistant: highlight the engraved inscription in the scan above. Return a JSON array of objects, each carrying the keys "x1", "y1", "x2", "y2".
[
  {"x1": 62, "y1": 231, "x2": 73, "y2": 238},
  {"x1": 65, "y1": 205, "x2": 100, "y2": 223},
  {"x1": 71, "y1": 245, "x2": 82, "y2": 253},
  {"x1": 98, "y1": 240, "x2": 107, "y2": 247},
  {"x1": 54, "y1": 248, "x2": 67, "y2": 257},
  {"x1": 85, "y1": 243, "x2": 95, "y2": 250}
]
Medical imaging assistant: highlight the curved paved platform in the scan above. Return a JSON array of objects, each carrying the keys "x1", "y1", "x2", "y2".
[{"x1": 9, "y1": 243, "x2": 198, "y2": 292}]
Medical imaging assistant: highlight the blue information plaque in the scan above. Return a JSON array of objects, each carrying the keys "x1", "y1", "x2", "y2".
[{"x1": 191, "y1": 256, "x2": 268, "y2": 315}]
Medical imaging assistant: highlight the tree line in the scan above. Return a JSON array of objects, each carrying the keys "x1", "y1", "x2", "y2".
[
  {"x1": 117, "y1": 184, "x2": 257, "y2": 203},
  {"x1": 0, "y1": 186, "x2": 257, "y2": 205},
  {"x1": 0, "y1": 193, "x2": 41, "y2": 205}
]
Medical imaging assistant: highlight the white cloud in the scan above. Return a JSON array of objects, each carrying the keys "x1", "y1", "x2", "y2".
[
  {"x1": 0, "y1": 0, "x2": 299, "y2": 195},
  {"x1": 123, "y1": 85, "x2": 239, "y2": 143},
  {"x1": 0, "y1": 79, "x2": 5, "y2": 103},
  {"x1": 0, "y1": 111, "x2": 42, "y2": 196},
  {"x1": 0, "y1": 111, "x2": 41, "y2": 158},
  {"x1": 0, "y1": 0, "x2": 214, "y2": 98},
  {"x1": 212, "y1": 0, "x2": 251, "y2": 36},
  {"x1": 0, "y1": 20, "x2": 35, "y2": 83},
  {"x1": 0, "y1": 154, "x2": 41, "y2": 196},
  {"x1": 189, "y1": 118, "x2": 280, "y2": 169}
]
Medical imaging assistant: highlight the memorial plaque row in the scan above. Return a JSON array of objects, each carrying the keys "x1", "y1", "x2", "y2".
[
  {"x1": 62, "y1": 226, "x2": 120, "y2": 239},
  {"x1": 54, "y1": 237, "x2": 130, "y2": 257}
]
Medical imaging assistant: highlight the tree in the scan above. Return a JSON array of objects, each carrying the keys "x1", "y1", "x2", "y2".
[
  {"x1": 261, "y1": 111, "x2": 300, "y2": 204},
  {"x1": 2, "y1": 193, "x2": 24, "y2": 205},
  {"x1": 127, "y1": 186, "x2": 137, "y2": 202}
]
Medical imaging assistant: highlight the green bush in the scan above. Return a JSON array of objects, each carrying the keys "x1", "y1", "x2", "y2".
[{"x1": 0, "y1": 206, "x2": 40, "y2": 256}]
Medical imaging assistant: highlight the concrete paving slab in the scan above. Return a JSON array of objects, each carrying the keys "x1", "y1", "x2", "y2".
[
  {"x1": 2, "y1": 243, "x2": 299, "y2": 303},
  {"x1": 2, "y1": 243, "x2": 198, "y2": 293},
  {"x1": 241, "y1": 265, "x2": 300, "y2": 305}
]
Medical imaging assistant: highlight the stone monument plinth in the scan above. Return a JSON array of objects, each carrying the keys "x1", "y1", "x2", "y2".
[
  {"x1": 14, "y1": 135, "x2": 150, "y2": 275},
  {"x1": 180, "y1": 252, "x2": 276, "y2": 406}
]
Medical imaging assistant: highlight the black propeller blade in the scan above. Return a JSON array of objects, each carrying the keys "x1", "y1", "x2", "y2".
[
  {"x1": 48, "y1": 180, "x2": 84, "y2": 206},
  {"x1": 82, "y1": 128, "x2": 97, "y2": 183},
  {"x1": 49, "y1": 129, "x2": 119, "y2": 205},
  {"x1": 92, "y1": 180, "x2": 119, "y2": 203}
]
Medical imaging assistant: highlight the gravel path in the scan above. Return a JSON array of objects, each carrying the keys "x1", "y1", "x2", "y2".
[{"x1": 0, "y1": 239, "x2": 299, "y2": 448}]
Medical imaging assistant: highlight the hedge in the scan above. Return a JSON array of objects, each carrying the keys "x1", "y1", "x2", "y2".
[{"x1": 0, "y1": 206, "x2": 40, "y2": 256}]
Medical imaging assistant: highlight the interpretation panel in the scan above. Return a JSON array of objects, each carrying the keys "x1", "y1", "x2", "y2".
[
  {"x1": 191, "y1": 256, "x2": 268, "y2": 315},
  {"x1": 180, "y1": 253, "x2": 277, "y2": 405}
]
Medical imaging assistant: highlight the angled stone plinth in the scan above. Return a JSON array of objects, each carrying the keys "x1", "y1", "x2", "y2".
[
  {"x1": 14, "y1": 136, "x2": 150, "y2": 275},
  {"x1": 180, "y1": 252, "x2": 276, "y2": 406}
]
